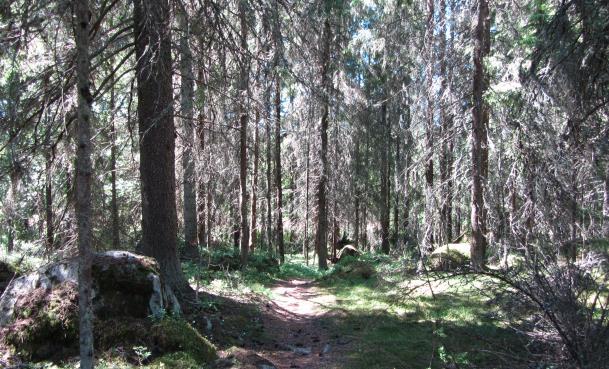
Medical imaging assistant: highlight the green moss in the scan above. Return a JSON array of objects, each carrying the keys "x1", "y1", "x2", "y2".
[
  {"x1": 430, "y1": 243, "x2": 471, "y2": 270},
  {"x1": 152, "y1": 317, "x2": 217, "y2": 364},
  {"x1": 147, "y1": 352, "x2": 203, "y2": 369}
]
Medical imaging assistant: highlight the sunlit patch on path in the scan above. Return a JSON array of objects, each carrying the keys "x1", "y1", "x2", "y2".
[{"x1": 255, "y1": 279, "x2": 345, "y2": 369}]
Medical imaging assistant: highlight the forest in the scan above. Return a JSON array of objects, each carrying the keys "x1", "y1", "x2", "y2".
[{"x1": 0, "y1": 0, "x2": 608, "y2": 368}]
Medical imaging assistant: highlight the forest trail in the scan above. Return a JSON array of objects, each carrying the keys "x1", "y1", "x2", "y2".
[{"x1": 254, "y1": 279, "x2": 348, "y2": 369}]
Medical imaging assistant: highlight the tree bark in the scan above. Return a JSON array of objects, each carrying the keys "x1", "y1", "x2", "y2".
[
  {"x1": 420, "y1": 0, "x2": 435, "y2": 271},
  {"x1": 380, "y1": 101, "x2": 390, "y2": 255},
  {"x1": 274, "y1": 74, "x2": 285, "y2": 264},
  {"x1": 178, "y1": 9, "x2": 198, "y2": 250},
  {"x1": 470, "y1": 0, "x2": 490, "y2": 270},
  {"x1": 439, "y1": 0, "x2": 453, "y2": 243},
  {"x1": 74, "y1": 0, "x2": 94, "y2": 366},
  {"x1": 304, "y1": 132, "x2": 311, "y2": 264},
  {"x1": 238, "y1": 0, "x2": 250, "y2": 266},
  {"x1": 134, "y1": 0, "x2": 191, "y2": 293},
  {"x1": 45, "y1": 151, "x2": 54, "y2": 254},
  {"x1": 109, "y1": 78, "x2": 120, "y2": 250},
  {"x1": 603, "y1": 163, "x2": 609, "y2": 238},
  {"x1": 249, "y1": 110, "x2": 260, "y2": 252},
  {"x1": 315, "y1": 9, "x2": 332, "y2": 270},
  {"x1": 273, "y1": 1, "x2": 285, "y2": 264}
]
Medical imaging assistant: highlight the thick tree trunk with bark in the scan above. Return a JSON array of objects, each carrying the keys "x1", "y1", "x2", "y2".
[
  {"x1": 179, "y1": 9, "x2": 198, "y2": 249},
  {"x1": 470, "y1": 0, "x2": 490, "y2": 270},
  {"x1": 134, "y1": 0, "x2": 190, "y2": 294},
  {"x1": 74, "y1": 0, "x2": 94, "y2": 366},
  {"x1": 315, "y1": 11, "x2": 332, "y2": 270}
]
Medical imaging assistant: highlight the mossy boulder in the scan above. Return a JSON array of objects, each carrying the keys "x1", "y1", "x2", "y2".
[
  {"x1": 334, "y1": 259, "x2": 376, "y2": 279},
  {"x1": 336, "y1": 245, "x2": 360, "y2": 262},
  {"x1": 0, "y1": 251, "x2": 184, "y2": 362},
  {"x1": 151, "y1": 317, "x2": 217, "y2": 363},
  {"x1": 430, "y1": 243, "x2": 471, "y2": 271}
]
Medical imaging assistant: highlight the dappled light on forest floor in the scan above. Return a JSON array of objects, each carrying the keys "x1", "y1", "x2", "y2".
[{"x1": 269, "y1": 279, "x2": 336, "y2": 318}]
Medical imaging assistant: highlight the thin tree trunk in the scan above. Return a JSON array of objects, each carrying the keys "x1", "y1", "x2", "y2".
[
  {"x1": 74, "y1": 0, "x2": 94, "y2": 365},
  {"x1": 304, "y1": 134, "x2": 310, "y2": 264},
  {"x1": 470, "y1": 0, "x2": 490, "y2": 270},
  {"x1": 439, "y1": 0, "x2": 451, "y2": 244},
  {"x1": 274, "y1": 74, "x2": 284, "y2": 263},
  {"x1": 265, "y1": 96, "x2": 273, "y2": 252},
  {"x1": 6, "y1": 166, "x2": 19, "y2": 253},
  {"x1": 603, "y1": 163, "x2": 609, "y2": 238},
  {"x1": 238, "y1": 0, "x2": 250, "y2": 266},
  {"x1": 45, "y1": 151, "x2": 54, "y2": 254},
  {"x1": 249, "y1": 110, "x2": 260, "y2": 252},
  {"x1": 420, "y1": 0, "x2": 435, "y2": 271},
  {"x1": 380, "y1": 101, "x2": 390, "y2": 255},
  {"x1": 393, "y1": 138, "x2": 400, "y2": 246},
  {"x1": 179, "y1": 9, "x2": 198, "y2": 250},
  {"x1": 273, "y1": 1, "x2": 285, "y2": 264},
  {"x1": 196, "y1": 83, "x2": 206, "y2": 246},
  {"x1": 315, "y1": 10, "x2": 332, "y2": 270},
  {"x1": 110, "y1": 78, "x2": 120, "y2": 250},
  {"x1": 134, "y1": 0, "x2": 190, "y2": 293}
]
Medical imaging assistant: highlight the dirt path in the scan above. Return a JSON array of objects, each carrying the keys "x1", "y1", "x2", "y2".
[{"x1": 254, "y1": 279, "x2": 347, "y2": 369}]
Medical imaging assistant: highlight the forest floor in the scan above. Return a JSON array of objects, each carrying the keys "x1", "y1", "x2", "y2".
[
  {"x1": 252, "y1": 279, "x2": 347, "y2": 369},
  {"x1": 197, "y1": 253, "x2": 532, "y2": 369},
  {"x1": 0, "y1": 251, "x2": 534, "y2": 369}
]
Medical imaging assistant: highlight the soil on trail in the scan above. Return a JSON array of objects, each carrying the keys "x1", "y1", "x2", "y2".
[{"x1": 254, "y1": 279, "x2": 348, "y2": 369}]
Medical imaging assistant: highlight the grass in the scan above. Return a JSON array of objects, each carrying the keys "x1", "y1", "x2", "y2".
[{"x1": 315, "y1": 262, "x2": 529, "y2": 369}]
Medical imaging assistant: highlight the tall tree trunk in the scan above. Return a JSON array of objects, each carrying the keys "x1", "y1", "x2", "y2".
[
  {"x1": 74, "y1": 0, "x2": 94, "y2": 366},
  {"x1": 603, "y1": 163, "x2": 609, "y2": 238},
  {"x1": 179, "y1": 9, "x2": 198, "y2": 250},
  {"x1": 274, "y1": 74, "x2": 284, "y2": 264},
  {"x1": 273, "y1": 1, "x2": 285, "y2": 264},
  {"x1": 420, "y1": 0, "x2": 435, "y2": 271},
  {"x1": 45, "y1": 151, "x2": 54, "y2": 254},
  {"x1": 393, "y1": 138, "x2": 400, "y2": 246},
  {"x1": 403, "y1": 98, "x2": 412, "y2": 244},
  {"x1": 197, "y1": 66, "x2": 209, "y2": 247},
  {"x1": 238, "y1": 0, "x2": 250, "y2": 266},
  {"x1": 470, "y1": 0, "x2": 490, "y2": 270},
  {"x1": 6, "y1": 163, "x2": 19, "y2": 253},
  {"x1": 265, "y1": 96, "x2": 273, "y2": 252},
  {"x1": 380, "y1": 101, "x2": 390, "y2": 255},
  {"x1": 304, "y1": 133, "x2": 311, "y2": 264},
  {"x1": 134, "y1": 0, "x2": 190, "y2": 293},
  {"x1": 110, "y1": 77, "x2": 120, "y2": 250},
  {"x1": 315, "y1": 10, "x2": 332, "y2": 270},
  {"x1": 439, "y1": 0, "x2": 452, "y2": 243},
  {"x1": 196, "y1": 79, "x2": 206, "y2": 247},
  {"x1": 249, "y1": 110, "x2": 260, "y2": 252}
]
